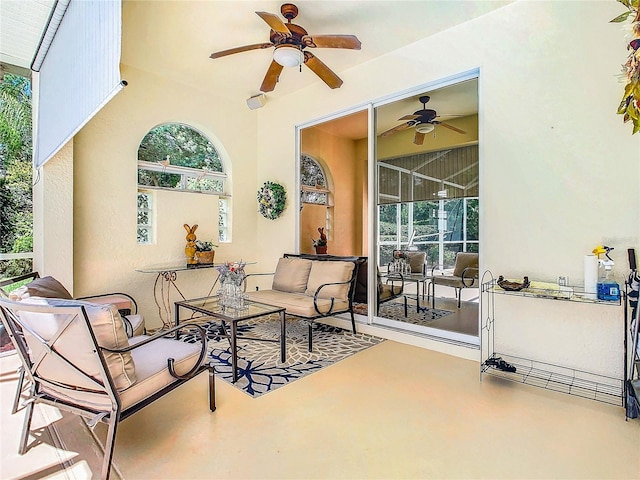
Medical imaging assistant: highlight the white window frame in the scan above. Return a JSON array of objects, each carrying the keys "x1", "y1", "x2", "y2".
[{"x1": 137, "y1": 160, "x2": 228, "y2": 195}]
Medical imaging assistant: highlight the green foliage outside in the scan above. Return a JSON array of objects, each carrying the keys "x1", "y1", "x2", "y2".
[
  {"x1": 379, "y1": 198, "x2": 479, "y2": 268},
  {"x1": 0, "y1": 74, "x2": 33, "y2": 279},
  {"x1": 137, "y1": 123, "x2": 223, "y2": 190}
]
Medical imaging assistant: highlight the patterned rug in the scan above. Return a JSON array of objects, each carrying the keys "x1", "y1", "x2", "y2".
[
  {"x1": 354, "y1": 301, "x2": 454, "y2": 326},
  {"x1": 179, "y1": 315, "x2": 383, "y2": 398}
]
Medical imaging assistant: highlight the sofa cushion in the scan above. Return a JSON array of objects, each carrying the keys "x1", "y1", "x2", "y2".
[
  {"x1": 20, "y1": 297, "x2": 137, "y2": 391},
  {"x1": 247, "y1": 290, "x2": 350, "y2": 318},
  {"x1": 305, "y1": 260, "x2": 355, "y2": 301},
  {"x1": 9, "y1": 276, "x2": 73, "y2": 301},
  {"x1": 272, "y1": 257, "x2": 313, "y2": 294}
]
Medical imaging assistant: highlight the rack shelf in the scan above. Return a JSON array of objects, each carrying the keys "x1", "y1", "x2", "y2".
[
  {"x1": 480, "y1": 273, "x2": 624, "y2": 406},
  {"x1": 482, "y1": 353, "x2": 622, "y2": 405},
  {"x1": 486, "y1": 282, "x2": 621, "y2": 306}
]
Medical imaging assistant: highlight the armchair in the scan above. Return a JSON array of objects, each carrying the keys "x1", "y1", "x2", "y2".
[
  {"x1": 1, "y1": 272, "x2": 146, "y2": 415},
  {"x1": 0, "y1": 296, "x2": 215, "y2": 480},
  {"x1": 430, "y1": 252, "x2": 479, "y2": 308},
  {"x1": 392, "y1": 250, "x2": 427, "y2": 275}
]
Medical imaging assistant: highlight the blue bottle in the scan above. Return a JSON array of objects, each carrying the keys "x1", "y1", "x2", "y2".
[{"x1": 596, "y1": 263, "x2": 620, "y2": 301}]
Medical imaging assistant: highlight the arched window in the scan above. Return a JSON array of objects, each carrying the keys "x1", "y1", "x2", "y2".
[
  {"x1": 137, "y1": 123, "x2": 229, "y2": 245},
  {"x1": 300, "y1": 154, "x2": 329, "y2": 205},
  {"x1": 137, "y1": 123, "x2": 226, "y2": 193}
]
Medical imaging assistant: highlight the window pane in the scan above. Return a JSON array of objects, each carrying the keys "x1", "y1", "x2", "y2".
[
  {"x1": 137, "y1": 170, "x2": 181, "y2": 189},
  {"x1": 400, "y1": 203, "x2": 410, "y2": 242},
  {"x1": 301, "y1": 191, "x2": 327, "y2": 204},
  {"x1": 379, "y1": 244, "x2": 395, "y2": 266},
  {"x1": 466, "y1": 198, "x2": 479, "y2": 241},
  {"x1": 300, "y1": 155, "x2": 328, "y2": 205},
  {"x1": 412, "y1": 201, "x2": 439, "y2": 243},
  {"x1": 137, "y1": 192, "x2": 152, "y2": 244},
  {"x1": 443, "y1": 243, "x2": 463, "y2": 269},
  {"x1": 379, "y1": 204, "x2": 398, "y2": 242},
  {"x1": 444, "y1": 199, "x2": 464, "y2": 242},
  {"x1": 137, "y1": 227, "x2": 150, "y2": 244},
  {"x1": 138, "y1": 124, "x2": 222, "y2": 171},
  {"x1": 218, "y1": 198, "x2": 228, "y2": 242},
  {"x1": 300, "y1": 155, "x2": 327, "y2": 188},
  {"x1": 137, "y1": 210, "x2": 150, "y2": 225},
  {"x1": 185, "y1": 176, "x2": 223, "y2": 193}
]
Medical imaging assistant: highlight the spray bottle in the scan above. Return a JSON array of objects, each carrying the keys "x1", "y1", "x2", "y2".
[{"x1": 593, "y1": 245, "x2": 621, "y2": 301}]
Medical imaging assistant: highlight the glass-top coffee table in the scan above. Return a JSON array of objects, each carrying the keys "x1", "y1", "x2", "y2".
[{"x1": 175, "y1": 296, "x2": 286, "y2": 383}]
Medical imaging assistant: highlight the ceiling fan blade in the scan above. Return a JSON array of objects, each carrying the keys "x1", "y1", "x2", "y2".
[
  {"x1": 380, "y1": 122, "x2": 410, "y2": 137},
  {"x1": 437, "y1": 122, "x2": 467, "y2": 134},
  {"x1": 398, "y1": 114, "x2": 420, "y2": 121},
  {"x1": 303, "y1": 52, "x2": 343, "y2": 89},
  {"x1": 210, "y1": 43, "x2": 274, "y2": 59},
  {"x1": 302, "y1": 34, "x2": 362, "y2": 49},
  {"x1": 255, "y1": 11, "x2": 291, "y2": 35},
  {"x1": 260, "y1": 60, "x2": 284, "y2": 92},
  {"x1": 414, "y1": 131, "x2": 426, "y2": 145}
]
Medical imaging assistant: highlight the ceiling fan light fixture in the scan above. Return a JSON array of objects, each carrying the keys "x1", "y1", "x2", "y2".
[
  {"x1": 415, "y1": 123, "x2": 435, "y2": 134},
  {"x1": 273, "y1": 45, "x2": 303, "y2": 67}
]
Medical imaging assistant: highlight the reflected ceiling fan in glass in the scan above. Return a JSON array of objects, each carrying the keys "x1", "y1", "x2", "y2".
[{"x1": 380, "y1": 96, "x2": 466, "y2": 145}]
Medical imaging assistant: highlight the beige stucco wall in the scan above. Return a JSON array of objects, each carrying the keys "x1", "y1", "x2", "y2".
[
  {"x1": 38, "y1": 0, "x2": 640, "y2": 376},
  {"x1": 253, "y1": 0, "x2": 640, "y2": 377},
  {"x1": 70, "y1": 64, "x2": 260, "y2": 326},
  {"x1": 33, "y1": 140, "x2": 74, "y2": 291}
]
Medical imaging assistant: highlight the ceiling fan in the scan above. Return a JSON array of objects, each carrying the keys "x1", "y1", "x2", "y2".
[
  {"x1": 380, "y1": 95, "x2": 467, "y2": 145},
  {"x1": 209, "y1": 3, "x2": 361, "y2": 93}
]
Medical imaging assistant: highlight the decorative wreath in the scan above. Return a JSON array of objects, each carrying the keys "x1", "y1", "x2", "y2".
[{"x1": 257, "y1": 181, "x2": 287, "y2": 220}]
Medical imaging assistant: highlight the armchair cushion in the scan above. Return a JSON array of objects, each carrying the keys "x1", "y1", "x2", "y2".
[
  {"x1": 47, "y1": 335, "x2": 204, "y2": 411},
  {"x1": 406, "y1": 252, "x2": 427, "y2": 274},
  {"x1": 452, "y1": 252, "x2": 479, "y2": 277},
  {"x1": 272, "y1": 257, "x2": 313, "y2": 294},
  {"x1": 305, "y1": 260, "x2": 355, "y2": 301},
  {"x1": 9, "y1": 276, "x2": 72, "y2": 301},
  {"x1": 21, "y1": 297, "x2": 137, "y2": 391}
]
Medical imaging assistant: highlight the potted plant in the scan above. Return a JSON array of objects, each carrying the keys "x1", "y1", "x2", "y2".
[
  {"x1": 195, "y1": 240, "x2": 217, "y2": 264},
  {"x1": 312, "y1": 227, "x2": 328, "y2": 254}
]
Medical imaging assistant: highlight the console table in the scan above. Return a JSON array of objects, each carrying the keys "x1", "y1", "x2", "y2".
[{"x1": 136, "y1": 263, "x2": 219, "y2": 329}]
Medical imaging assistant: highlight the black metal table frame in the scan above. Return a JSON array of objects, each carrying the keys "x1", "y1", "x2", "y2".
[
  {"x1": 174, "y1": 296, "x2": 286, "y2": 383},
  {"x1": 386, "y1": 273, "x2": 432, "y2": 313}
]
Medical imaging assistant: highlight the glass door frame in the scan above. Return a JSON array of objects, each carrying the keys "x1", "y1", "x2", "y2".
[{"x1": 295, "y1": 68, "x2": 481, "y2": 347}]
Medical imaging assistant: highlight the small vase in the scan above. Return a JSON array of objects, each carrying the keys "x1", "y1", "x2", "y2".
[
  {"x1": 218, "y1": 279, "x2": 246, "y2": 309},
  {"x1": 315, "y1": 246, "x2": 327, "y2": 255}
]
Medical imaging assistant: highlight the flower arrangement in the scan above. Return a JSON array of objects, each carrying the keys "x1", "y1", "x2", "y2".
[
  {"x1": 195, "y1": 240, "x2": 217, "y2": 251},
  {"x1": 257, "y1": 181, "x2": 287, "y2": 220},
  {"x1": 216, "y1": 261, "x2": 246, "y2": 286},
  {"x1": 611, "y1": 0, "x2": 640, "y2": 134},
  {"x1": 393, "y1": 250, "x2": 408, "y2": 260}
]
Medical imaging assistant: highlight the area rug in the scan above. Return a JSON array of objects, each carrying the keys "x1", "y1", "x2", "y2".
[
  {"x1": 354, "y1": 301, "x2": 454, "y2": 326},
  {"x1": 180, "y1": 315, "x2": 383, "y2": 398}
]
